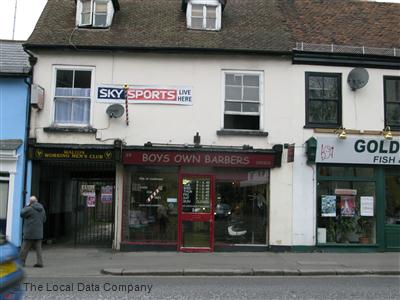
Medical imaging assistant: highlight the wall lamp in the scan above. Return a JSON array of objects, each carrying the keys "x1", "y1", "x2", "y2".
[
  {"x1": 335, "y1": 127, "x2": 347, "y2": 139},
  {"x1": 193, "y1": 132, "x2": 201, "y2": 147},
  {"x1": 382, "y1": 126, "x2": 393, "y2": 140}
]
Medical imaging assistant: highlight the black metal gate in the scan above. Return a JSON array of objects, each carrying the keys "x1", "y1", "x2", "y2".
[{"x1": 74, "y1": 180, "x2": 115, "y2": 247}]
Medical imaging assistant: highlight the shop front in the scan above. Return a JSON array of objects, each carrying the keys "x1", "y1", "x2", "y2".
[
  {"x1": 314, "y1": 136, "x2": 400, "y2": 251},
  {"x1": 120, "y1": 146, "x2": 282, "y2": 252},
  {"x1": 29, "y1": 144, "x2": 117, "y2": 247}
]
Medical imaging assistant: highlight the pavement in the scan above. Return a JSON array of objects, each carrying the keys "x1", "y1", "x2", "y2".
[{"x1": 22, "y1": 246, "x2": 400, "y2": 277}]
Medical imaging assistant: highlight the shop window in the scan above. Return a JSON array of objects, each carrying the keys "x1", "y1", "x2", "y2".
[
  {"x1": 77, "y1": 0, "x2": 114, "y2": 27},
  {"x1": 223, "y1": 71, "x2": 263, "y2": 130},
  {"x1": 317, "y1": 166, "x2": 376, "y2": 245},
  {"x1": 385, "y1": 174, "x2": 400, "y2": 225},
  {"x1": 186, "y1": 1, "x2": 221, "y2": 31},
  {"x1": 384, "y1": 76, "x2": 400, "y2": 130},
  {"x1": 305, "y1": 72, "x2": 342, "y2": 128},
  {"x1": 0, "y1": 174, "x2": 9, "y2": 235},
  {"x1": 53, "y1": 67, "x2": 93, "y2": 126},
  {"x1": 123, "y1": 166, "x2": 179, "y2": 243},
  {"x1": 214, "y1": 169, "x2": 269, "y2": 245}
]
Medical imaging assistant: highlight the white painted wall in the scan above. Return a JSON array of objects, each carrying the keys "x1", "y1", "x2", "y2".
[
  {"x1": 29, "y1": 50, "x2": 400, "y2": 246},
  {"x1": 269, "y1": 150, "x2": 293, "y2": 246}
]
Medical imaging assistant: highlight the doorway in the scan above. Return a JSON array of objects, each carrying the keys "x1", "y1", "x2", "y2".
[
  {"x1": 73, "y1": 180, "x2": 115, "y2": 246},
  {"x1": 36, "y1": 161, "x2": 115, "y2": 247},
  {"x1": 384, "y1": 170, "x2": 400, "y2": 251},
  {"x1": 178, "y1": 174, "x2": 215, "y2": 252},
  {"x1": 0, "y1": 174, "x2": 9, "y2": 235}
]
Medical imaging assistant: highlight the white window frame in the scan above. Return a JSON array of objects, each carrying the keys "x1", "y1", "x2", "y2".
[
  {"x1": 187, "y1": 0, "x2": 222, "y2": 31},
  {"x1": 80, "y1": 0, "x2": 93, "y2": 26},
  {"x1": 221, "y1": 70, "x2": 264, "y2": 131},
  {"x1": 51, "y1": 65, "x2": 95, "y2": 127},
  {"x1": 76, "y1": 0, "x2": 113, "y2": 27},
  {"x1": 0, "y1": 158, "x2": 16, "y2": 240},
  {"x1": 0, "y1": 174, "x2": 10, "y2": 235},
  {"x1": 93, "y1": 0, "x2": 109, "y2": 27}
]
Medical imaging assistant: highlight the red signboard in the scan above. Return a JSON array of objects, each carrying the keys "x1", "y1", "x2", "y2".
[
  {"x1": 127, "y1": 89, "x2": 177, "y2": 101},
  {"x1": 123, "y1": 150, "x2": 275, "y2": 168}
]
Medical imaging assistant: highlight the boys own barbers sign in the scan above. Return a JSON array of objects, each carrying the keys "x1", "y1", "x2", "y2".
[{"x1": 97, "y1": 84, "x2": 193, "y2": 105}]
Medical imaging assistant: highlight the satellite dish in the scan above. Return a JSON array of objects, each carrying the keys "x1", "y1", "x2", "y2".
[
  {"x1": 106, "y1": 104, "x2": 124, "y2": 118},
  {"x1": 347, "y1": 68, "x2": 369, "y2": 91}
]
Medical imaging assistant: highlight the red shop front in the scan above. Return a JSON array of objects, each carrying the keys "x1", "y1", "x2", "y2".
[{"x1": 121, "y1": 146, "x2": 282, "y2": 252}]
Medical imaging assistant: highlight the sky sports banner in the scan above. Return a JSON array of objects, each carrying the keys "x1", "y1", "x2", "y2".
[
  {"x1": 97, "y1": 84, "x2": 193, "y2": 105},
  {"x1": 316, "y1": 137, "x2": 400, "y2": 165}
]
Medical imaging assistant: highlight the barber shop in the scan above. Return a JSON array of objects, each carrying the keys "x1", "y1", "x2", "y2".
[{"x1": 120, "y1": 146, "x2": 282, "y2": 252}]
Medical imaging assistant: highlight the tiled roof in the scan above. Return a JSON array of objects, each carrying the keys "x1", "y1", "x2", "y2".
[
  {"x1": 0, "y1": 139, "x2": 23, "y2": 150},
  {"x1": 25, "y1": 0, "x2": 292, "y2": 53},
  {"x1": 0, "y1": 40, "x2": 30, "y2": 74},
  {"x1": 280, "y1": 0, "x2": 400, "y2": 49},
  {"x1": 25, "y1": 0, "x2": 399, "y2": 54}
]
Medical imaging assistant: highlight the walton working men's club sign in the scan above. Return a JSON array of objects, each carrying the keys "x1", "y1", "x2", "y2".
[{"x1": 316, "y1": 137, "x2": 400, "y2": 165}]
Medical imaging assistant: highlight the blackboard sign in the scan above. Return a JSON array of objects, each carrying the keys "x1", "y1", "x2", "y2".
[{"x1": 182, "y1": 178, "x2": 210, "y2": 212}]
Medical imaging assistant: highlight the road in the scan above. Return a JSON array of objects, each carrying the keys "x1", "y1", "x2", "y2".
[{"x1": 21, "y1": 276, "x2": 400, "y2": 300}]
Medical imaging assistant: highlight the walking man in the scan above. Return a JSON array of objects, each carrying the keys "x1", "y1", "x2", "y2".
[{"x1": 20, "y1": 195, "x2": 46, "y2": 267}]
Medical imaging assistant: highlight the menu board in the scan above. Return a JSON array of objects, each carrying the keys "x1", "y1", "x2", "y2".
[
  {"x1": 182, "y1": 180, "x2": 194, "y2": 205},
  {"x1": 195, "y1": 179, "x2": 210, "y2": 204},
  {"x1": 182, "y1": 178, "x2": 210, "y2": 211}
]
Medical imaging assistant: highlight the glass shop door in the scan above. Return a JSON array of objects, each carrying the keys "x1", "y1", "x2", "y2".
[{"x1": 178, "y1": 174, "x2": 215, "y2": 252}]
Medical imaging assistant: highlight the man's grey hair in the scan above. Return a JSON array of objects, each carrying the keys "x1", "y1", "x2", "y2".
[{"x1": 30, "y1": 196, "x2": 38, "y2": 203}]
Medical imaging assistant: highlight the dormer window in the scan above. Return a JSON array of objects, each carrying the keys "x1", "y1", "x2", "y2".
[
  {"x1": 186, "y1": 0, "x2": 222, "y2": 31},
  {"x1": 76, "y1": 0, "x2": 118, "y2": 28}
]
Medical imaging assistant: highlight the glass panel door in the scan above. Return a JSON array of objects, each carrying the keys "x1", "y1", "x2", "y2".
[
  {"x1": 385, "y1": 172, "x2": 400, "y2": 250},
  {"x1": 178, "y1": 174, "x2": 214, "y2": 252}
]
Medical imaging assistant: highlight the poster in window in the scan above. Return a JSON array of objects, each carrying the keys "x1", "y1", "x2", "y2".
[
  {"x1": 81, "y1": 184, "x2": 95, "y2": 196},
  {"x1": 360, "y1": 196, "x2": 374, "y2": 216},
  {"x1": 100, "y1": 185, "x2": 113, "y2": 204},
  {"x1": 340, "y1": 196, "x2": 355, "y2": 217},
  {"x1": 86, "y1": 194, "x2": 96, "y2": 208},
  {"x1": 321, "y1": 195, "x2": 336, "y2": 217}
]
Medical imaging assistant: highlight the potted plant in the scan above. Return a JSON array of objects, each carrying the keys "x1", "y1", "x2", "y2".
[
  {"x1": 326, "y1": 219, "x2": 336, "y2": 243},
  {"x1": 357, "y1": 217, "x2": 373, "y2": 244},
  {"x1": 336, "y1": 217, "x2": 356, "y2": 243}
]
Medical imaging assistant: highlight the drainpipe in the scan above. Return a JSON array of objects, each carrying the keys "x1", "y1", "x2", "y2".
[{"x1": 22, "y1": 50, "x2": 37, "y2": 207}]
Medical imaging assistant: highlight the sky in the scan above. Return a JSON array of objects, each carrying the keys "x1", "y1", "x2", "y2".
[
  {"x1": 0, "y1": 0, "x2": 47, "y2": 40},
  {"x1": 0, "y1": 0, "x2": 399, "y2": 41}
]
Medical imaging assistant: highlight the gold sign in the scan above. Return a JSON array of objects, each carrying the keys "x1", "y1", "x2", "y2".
[{"x1": 33, "y1": 148, "x2": 114, "y2": 161}]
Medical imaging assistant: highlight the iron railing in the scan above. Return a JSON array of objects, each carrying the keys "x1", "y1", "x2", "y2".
[{"x1": 295, "y1": 42, "x2": 399, "y2": 57}]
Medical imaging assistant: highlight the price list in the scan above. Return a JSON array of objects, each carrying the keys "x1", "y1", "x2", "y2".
[
  {"x1": 182, "y1": 182, "x2": 193, "y2": 205},
  {"x1": 195, "y1": 179, "x2": 210, "y2": 205}
]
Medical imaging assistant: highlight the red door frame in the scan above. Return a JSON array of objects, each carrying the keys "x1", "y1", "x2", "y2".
[{"x1": 177, "y1": 174, "x2": 215, "y2": 252}]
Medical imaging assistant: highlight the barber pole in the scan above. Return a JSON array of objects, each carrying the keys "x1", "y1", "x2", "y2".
[
  {"x1": 146, "y1": 186, "x2": 163, "y2": 203},
  {"x1": 124, "y1": 84, "x2": 129, "y2": 126}
]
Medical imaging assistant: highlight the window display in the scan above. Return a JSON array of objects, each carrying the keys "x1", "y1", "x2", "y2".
[
  {"x1": 123, "y1": 166, "x2": 179, "y2": 243},
  {"x1": 317, "y1": 166, "x2": 376, "y2": 245},
  {"x1": 214, "y1": 169, "x2": 269, "y2": 245},
  {"x1": 385, "y1": 175, "x2": 400, "y2": 225}
]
